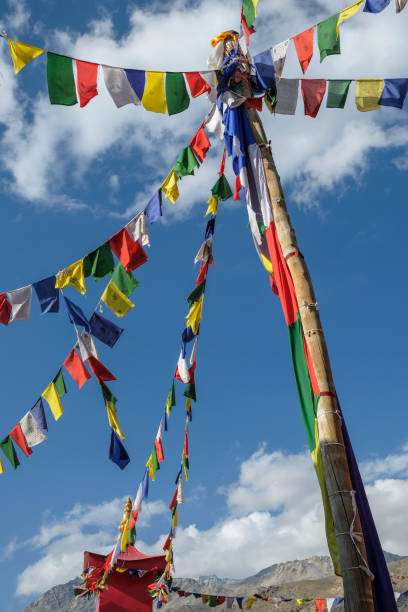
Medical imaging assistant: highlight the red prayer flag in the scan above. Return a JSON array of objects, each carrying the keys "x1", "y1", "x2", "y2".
[
  {"x1": 241, "y1": 8, "x2": 256, "y2": 45},
  {"x1": 9, "y1": 423, "x2": 32, "y2": 457},
  {"x1": 234, "y1": 175, "x2": 242, "y2": 200},
  {"x1": 216, "y1": 597, "x2": 226, "y2": 606},
  {"x1": 163, "y1": 534, "x2": 172, "y2": 551},
  {"x1": 196, "y1": 262, "x2": 208, "y2": 285},
  {"x1": 294, "y1": 27, "x2": 315, "y2": 74},
  {"x1": 301, "y1": 79, "x2": 327, "y2": 118},
  {"x1": 246, "y1": 97, "x2": 263, "y2": 111},
  {"x1": 129, "y1": 510, "x2": 138, "y2": 530},
  {"x1": 185, "y1": 72, "x2": 211, "y2": 98},
  {"x1": 315, "y1": 600, "x2": 326, "y2": 612},
  {"x1": 190, "y1": 126, "x2": 211, "y2": 163},
  {"x1": 64, "y1": 349, "x2": 91, "y2": 389},
  {"x1": 169, "y1": 488, "x2": 178, "y2": 510},
  {"x1": 265, "y1": 222, "x2": 298, "y2": 326},
  {"x1": 110, "y1": 228, "x2": 148, "y2": 273},
  {"x1": 87, "y1": 356, "x2": 116, "y2": 384},
  {"x1": 184, "y1": 432, "x2": 189, "y2": 458},
  {"x1": 76, "y1": 60, "x2": 98, "y2": 107},
  {"x1": 0, "y1": 293, "x2": 12, "y2": 325},
  {"x1": 154, "y1": 437, "x2": 164, "y2": 462},
  {"x1": 219, "y1": 149, "x2": 226, "y2": 175}
]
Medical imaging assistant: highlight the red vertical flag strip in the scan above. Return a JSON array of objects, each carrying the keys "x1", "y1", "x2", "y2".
[
  {"x1": 76, "y1": 60, "x2": 98, "y2": 107},
  {"x1": 64, "y1": 349, "x2": 92, "y2": 389},
  {"x1": 293, "y1": 27, "x2": 315, "y2": 74},
  {"x1": 301, "y1": 79, "x2": 327, "y2": 117}
]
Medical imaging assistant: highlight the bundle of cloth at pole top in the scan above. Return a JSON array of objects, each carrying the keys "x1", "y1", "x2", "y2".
[{"x1": 3, "y1": 0, "x2": 407, "y2": 117}]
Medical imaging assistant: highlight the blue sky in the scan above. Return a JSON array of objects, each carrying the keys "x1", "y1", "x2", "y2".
[{"x1": 0, "y1": 0, "x2": 408, "y2": 610}]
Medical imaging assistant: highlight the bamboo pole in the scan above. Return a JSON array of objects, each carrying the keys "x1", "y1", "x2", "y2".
[{"x1": 245, "y1": 106, "x2": 375, "y2": 612}]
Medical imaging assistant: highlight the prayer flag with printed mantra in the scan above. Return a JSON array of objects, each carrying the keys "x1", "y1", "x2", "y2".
[
  {"x1": 101, "y1": 280, "x2": 134, "y2": 318},
  {"x1": 317, "y1": 15, "x2": 341, "y2": 62}
]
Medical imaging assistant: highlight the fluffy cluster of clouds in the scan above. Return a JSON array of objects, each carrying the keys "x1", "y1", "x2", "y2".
[
  {"x1": 0, "y1": 0, "x2": 406, "y2": 217},
  {"x1": 8, "y1": 441, "x2": 408, "y2": 598}
]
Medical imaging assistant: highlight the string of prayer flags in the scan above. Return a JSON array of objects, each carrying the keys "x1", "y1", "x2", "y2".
[
  {"x1": 33, "y1": 276, "x2": 59, "y2": 314},
  {"x1": 161, "y1": 170, "x2": 180, "y2": 204},
  {"x1": 294, "y1": 27, "x2": 314, "y2": 74},
  {"x1": 364, "y1": 0, "x2": 391, "y2": 11},
  {"x1": 301, "y1": 79, "x2": 327, "y2": 117},
  {"x1": 100, "y1": 280, "x2": 135, "y2": 318},
  {"x1": 56, "y1": 260, "x2": 86, "y2": 294},
  {"x1": 145, "y1": 191, "x2": 162, "y2": 223},
  {"x1": 47, "y1": 53, "x2": 77, "y2": 106},
  {"x1": 317, "y1": 14, "x2": 341, "y2": 62},
  {"x1": 0, "y1": 293, "x2": 12, "y2": 325},
  {"x1": 89, "y1": 311, "x2": 124, "y2": 347},
  {"x1": 76, "y1": 60, "x2": 98, "y2": 107},
  {"x1": 109, "y1": 430, "x2": 130, "y2": 470},
  {"x1": 64, "y1": 349, "x2": 92, "y2": 389},
  {"x1": 83, "y1": 244, "x2": 115, "y2": 280},
  {"x1": 8, "y1": 39, "x2": 44, "y2": 74},
  {"x1": 165, "y1": 73, "x2": 190, "y2": 115},
  {"x1": 356, "y1": 79, "x2": 383, "y2": 111},
  {"x1": 143, "y1": 72, "x2": 167, "y2": 114},
  {"x1": 7, "y1": 285, "x2": 32, "y2": 322},
  {"x1": 64, "y1": 296, "x2": 91, "y2": 332},
  {"x1": 103, "y1": 65, "x2": 139, "y2": 108},
  {"x1": 111, "y1": 263, "x2": 139, "y2": 298},
  {"x1": 126, "y1": 211, "x2": 150, "y2": 247},
  {"x1": 327, "y1": 79, "x2": 352, "y2": 108},
  {"x1": 174, "y1": 147, "x2": 199, "y2": 178},
  {"x1": 379, "y1": 78, "x2": 408, "y2": 108},
  {"x1": 0, "y1": 436, "x2": 20, "y2": 470},
  {"x1": 109, "y1": 228, "x2": 148, "y2": 273}
]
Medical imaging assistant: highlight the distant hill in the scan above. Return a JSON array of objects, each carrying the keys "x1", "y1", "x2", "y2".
[{"x1": 22, "y1": 552, "x2": 408, "y2": 612}]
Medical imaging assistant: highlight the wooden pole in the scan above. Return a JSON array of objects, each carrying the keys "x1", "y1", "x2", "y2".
[{"x1": 245, "y1": 106, "x2": 375, "y2": 612}]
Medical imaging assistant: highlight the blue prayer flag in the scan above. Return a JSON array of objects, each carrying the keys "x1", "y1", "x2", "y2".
[
  {"x1": 145, "y1": 190, "x2": 162, "y2": 223},
  {"x1": 363, "y1": 0, "x2": 391, "y2": 12},
  {"x1": 205, "y1": 218, "x2": 215, "y2": 240},
  {"x1": 31, "y1": 398, "x2": 48, "y2": 434},
  {"x1": 142, "y1": 468, "x2": 149, "y2": 499},
  {"x1": 125, "y1": 69, "x2": 146, "y2": 100},
  {"x1": 33, "y1": 276, "x2": 59, "y2": 314},
  {"x1": 236, "y1": 598, "x2": 243, "y2": 609},
  {"x1": 333, "y1": 597, "x2": 344, "y2": 607},
  {"x1": 90, "y1": 311, "x2": 124, "y2": 347},
  {"x1": 379, "y1": 79, "x2": 408, "y2": 109},
  {"x1": 253, "y1": 49, "x2": 276, "y2": 93},
  {"x1": 64, "y1": 297, "x2": 91, "y2": 333},
  {"x1": 109, "y1": 430, "x2": 130, "y2": 470}
]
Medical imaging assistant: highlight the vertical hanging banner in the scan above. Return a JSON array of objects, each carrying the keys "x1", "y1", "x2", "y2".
[{"x1": 47, "y1": 53, "x2": 78, "y2": 105}]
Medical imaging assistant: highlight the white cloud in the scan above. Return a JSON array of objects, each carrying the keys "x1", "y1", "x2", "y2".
[{"x1": 0, "y1": 0, "x2": 406, "y2": 216}]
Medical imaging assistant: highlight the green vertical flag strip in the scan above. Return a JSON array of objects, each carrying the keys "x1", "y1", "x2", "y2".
[
  {"x1": 317, "y1": 14, "x2": 341, "y2": 62},
  {"x1": 326, "y1": 80, "x2": 352, "y2": 108},
  {"x1": 0, "y1": 436, "x2": 20, "y2": 469},
  {"x1": 187, "y1": 280, "x2": 206, "y2": 306},
  {"x1": 46, "y1": 52, "x2": 78, "y2": 105},
  {"x1": 53, "y1": 369, "x2": 67, "y2": 397},
  {"x1": 165, "y1": 72, "x2": 190, "y2": 116}
]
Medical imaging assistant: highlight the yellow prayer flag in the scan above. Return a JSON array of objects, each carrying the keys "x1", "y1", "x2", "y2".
[
  {"x1": 55, "y1": 260, "x2": 86, "y2": 294},
  {"x1": 172, "y1": 509, "x2": 178, "y2": 529},
  {"x1": 0, "y1": 456, "x2": 4, "y2": 474},
  {"x1": 296, "y1": 600, "x2": 305, "y2": 607},
  {"x1": 116, "y1": 567, "x2": 127, "y2": 573},
  {"x1": 260, "y1": 254, "x2": 273, "y2": 275},
  {"x1": 120, "y1": 519, "x2": 130, "y2": 552},
  {"x1": 183, "y1": 464, "x2": 189, "y2": 481},
  {"x1": 336, "y1": 0, "x2": 364, "y2": 36},
  {"x1": 106, "y1": 402, "x2": 125, "y2": 440},
  {"x1": 246, "y1": 597, "x2": 257, "y2": 610},
  {"x1": 142, "y1": 72, "x2": 167, "y2": 114},
  {"x1": 356, "y1": 79, "x2": 383, "y2": 112},
  {"x1": 101, "y1": 280, "x2": 134, "y2": 318},
  {"x1": 201, "y1": 595, "x2": 210, "y2": 605},
  {"x1": 161, "y1": 170, "x2": 179, "y2": 204},
  {"x1": 166, "y1": 396, "x2": 171, "y2": 418},
  {"x1": 205, "y1": 196, "x2": 218, "y2": 217},
  {"x1": 8, "y1": 39, "x2": 45, "y2": 74},
  {"x1": 42, "y1": 382, "x2": 64, "y2": 421},
  {"x1": 186, "y1": 295, "x2": 203, "y2": 335},
  {"x1": 165, "y1": 547, "x2": 172, "y2": 563},
  {"x1": 185, "y1": 398, "x2": 191, "y2": 414},
  {"x1": 146, "y1": 455, "x2": 156, "y2": 481}
]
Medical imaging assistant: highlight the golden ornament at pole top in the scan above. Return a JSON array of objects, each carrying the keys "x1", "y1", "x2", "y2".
[{"x1": 118, "y1": 497, "x2": 132, "y2": 533}]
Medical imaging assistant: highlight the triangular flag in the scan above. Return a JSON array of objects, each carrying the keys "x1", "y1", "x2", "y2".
[
  {"x1": 8, "y1": 39, "x2": 44, "y2": 74},
  {"x1": 185, "y1": 72, "x2": 211, "y2": 98},
  {"x1": 293, "y1": 27, "x2": 314, "y2": 74},
  {"x1": 7, "y1": 285, "x2": 32, "y2": 322},
  {"x1": 9, "y1": 424, "x2": 32, "y2": 457},
  {"x1": 301, "y1": 79, "x2": 327, "y2": 117}
]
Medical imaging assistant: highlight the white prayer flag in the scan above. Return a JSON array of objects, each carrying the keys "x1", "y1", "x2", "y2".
[
  {"x1": 272, "y1": 40, "x2": 290, "y2": 79},
  {"x1": 126, "y1": 211, "x2": 150, "y2": 247},
  {"x1": 20, "y1": 412, "x2": 46, "y2": 447},
  {"x1": 7, "y1": 285, "x2": 32, "y2": 322}
]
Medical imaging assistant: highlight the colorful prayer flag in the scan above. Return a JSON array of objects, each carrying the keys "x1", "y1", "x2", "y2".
[
  {"x1": 125, "y1": 69, "x2": 146, "y2": 101},
  {"x1": 142, "y1": 72, "x2": 167, "y2": 114},
  {"x1": 337, "y1": 0, "x2": 364, "y2": 36},
  {"x1": 190, "y1": 127, "x2": 211, "y2": 163},
  {"x1": 174, "y1": 146, "x2": 199, "y2": 178},
  {"x1": 20, "y1": 412, "x2": 46, "y2": 447},
  {"x1": 10, "y1": 424, "x2": 32, "y2": 457},
  {"x1": 101, "y1": 280, "x2": 135, "y2": 318},
  {"x1": 161, "y1": 170, "x2": 179, "y2": 203},
  {"x1": 47, "y1": 53, "x2": 77, "y2": 106},
  {"x1": 186, "y1": 295, "x2": 204, "y2": 335},
  {"x1": 64, "y1": 296, "x2": 91, "y2": 332},
  {"x1": 64, "y1": 349, "x2": 91, "y2": 389},
  {"x1": 112, "y1": 263, "x2": 139, "y2": 298},
  {"x1": 109, "y1": 430, "x2": 130, "y2": 470},
  {"x1": 8, "y1": 39, "x2": 44, "y2": 74},
  {"x1": 272, "y1": 40, "x2": 290, "y2": 80},
  {"x1": 55, "y1": 260, "x2": 86, "y2": 294},
  {"x1": 89, "y1": 311, "x2": 124, "y2": 347},
  {"x1": 110, "y1": 227, "x2": 148, "y2": 273},
  {"x1": 76, "y1": 60, "x2": 98, "y2": 107},
  {"x1": 187, "y1": 281, "x2": 206, "y2": 306},
  {"x1": 7, "y1": 285, "x2": 32, "y2": 322},
  {"x1": 83, "y1": 244, "x2": 115, "y2": 280},
  {"x1": 301, "y1": 79, "x2": 327, "y2": 117},
  {"x1": 293, "y1": 28, "x2": 315, "y2": 74},
  {"x1": 379, "y1": 79, "x2": 408, "y2": 109},
  {"x1": 33, "y1": 276, "x2": 59, "y2": 314},
  {"x1": 31, "y1": 398, "x2": 48, "y2": 434},
  {"x1": 317, "y1": 15, "x2": 341, "y2": 62},
  {"x1": 165, "y1": 72, "x2": 190, "y2": 115},
  {"x1": 275, "y1": 78, "x2": 299, "y2": 115},
  {"x1": 87, "y1": 356, "x2": 116, "y2": 383},
  {"x1": 211, "y1": 175, "x2": 233, "y2": 201},
  {"x1": 0, "y1": 436, "x2": 20, "y2": 470},
  {"x1": 145, "y1": 190, "x2": 162, "y2": 223},
  {"x1": 356, "y1": 79, "x2": 383, "y2": 111},
  {"x1": 242, "y1": 0, "x2": 258, "y2": 28},
  {"x1": 102, "y1": 66, "x2": 139, "y2": 108},
  {"x1": 53, "y1": 369, "x2": 67, "y2": 398},
  {"x1": 106, "y1": 402, "x2": 125, "y2": 440},
  {"x1": 326, "y1": 80, "x2": 352, "y2": 108},
  {"x1": 363, "y1": 0, "x2": 391, "y2": 11},
  {"x1": 0, "y1": 293, "x2": 12, "y2": 325},
  {"x1": 126, "y1": 211, "x2": 150, "y2": 247},
  {"x1": 42, "y1": 382, "x2": 63, "y2": 420},
  {"x1": 185, "y1": 72, "x2": 211, "y2": 98},
  {"x1": 253, "y1": 49, "x2": 276, "y2": 90}
]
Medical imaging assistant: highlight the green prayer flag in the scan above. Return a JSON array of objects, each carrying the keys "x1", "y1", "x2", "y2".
[
  {"x1": 152, "y1": 445, "x2": 160, "y2": 471},
  {"x1": 317, "y1": 15, "x2": 341, "y2": 63},
  {"x1": 184, "y1": 383, "x2": 196, "y2": 402},
  {"x1": 326, "y1": 79, "x2": 351, "y2": 108},
  {"x1": 211, "y1": 175, "x2": 233, "y2": 201},
  {"x1": 101, "y1": 382, "x2": 117, "y2": 406},
  {"x1": 112, "y1": 263, "x2": 139, "y2": 297},
  {"x1": 0, "y1": 436, "x2": 20, "y2": 470},
  {"x1": 165, "y1": 72, "x2": 190, "y2": 116},
  {"x1": 242, "y1": 0, "x2": 256, "y2": 27},
  {"x1": 46, "y1": 52, "x2": 77, "y2": 106},
  {"x1": 187, "y1": 280, "x2": 206, "y2": 306},
  {"x1": 174, "y1": 146, "x2": 199, "y2": 178},
  {"x1": 170, "y1": 381, "x2": 176, "y2": 407},
  {"x1": 83, "y1": 244, "x2": 115, "y2": 280},
  {"x1": 53, "y1": 369, "x2": 67, "y2": 398},
  {"x1": 209, "y1": 595, "x2": 217, "y2": 607},
  {"x1": 182, "y1": 453, "x2": 189, "y2": 470}
]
